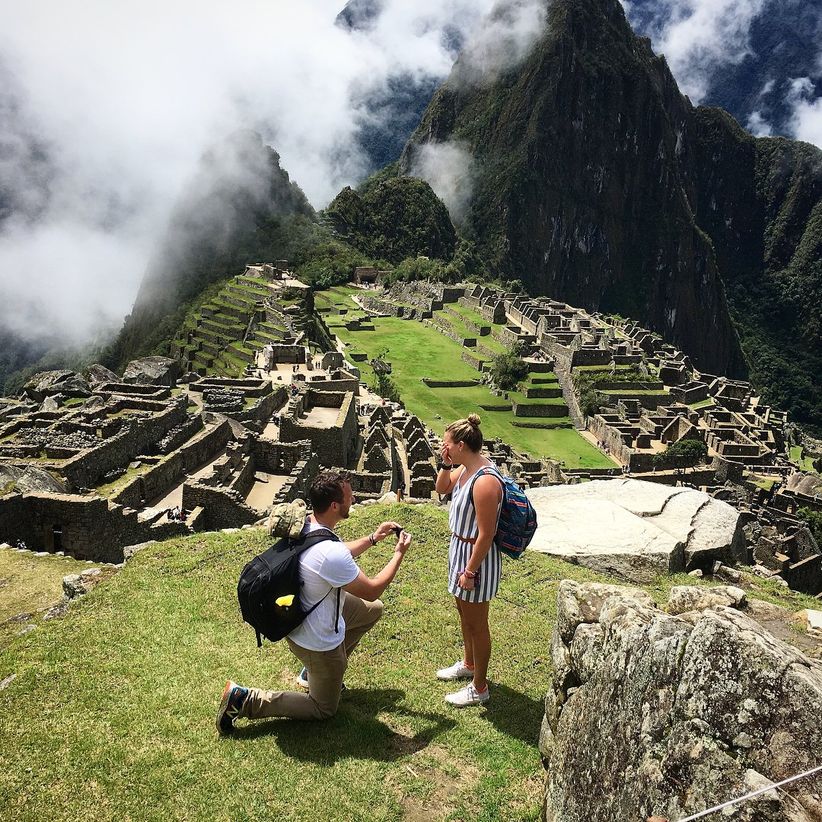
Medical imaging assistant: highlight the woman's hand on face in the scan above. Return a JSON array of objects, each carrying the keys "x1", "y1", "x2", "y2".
[{"x1": 440, "y1": 442, "x2": 450, "y2": 462}]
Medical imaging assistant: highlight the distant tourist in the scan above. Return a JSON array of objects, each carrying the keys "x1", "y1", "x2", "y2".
[
  {"x1": 216, "y1": 470, "x2": 411, "y2": 732},
  {"x1": 434, "y1": 414, "x2": 503, "y2": 707}
]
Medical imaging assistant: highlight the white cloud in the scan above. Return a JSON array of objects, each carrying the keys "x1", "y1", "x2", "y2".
[
  {"x1": 787, "y1": 77, "x2": 822, "y2": 147},
  {"x1": 746, "y1": 110, "x2": 773, "y2": 137},
  {"x1": 409, "y1": 141, "x2": 475, "y2": 223},
  {"x1": 0, "y1": 0, "x2": 547, "y2": 351},
  {"x1": 626, "y1": 0, "x2": 767, "y2": 102}
]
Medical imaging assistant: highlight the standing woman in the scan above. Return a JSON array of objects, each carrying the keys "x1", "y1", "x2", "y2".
[{"x1": 435, "y1": 413, "x2": 503, "y2": 706}]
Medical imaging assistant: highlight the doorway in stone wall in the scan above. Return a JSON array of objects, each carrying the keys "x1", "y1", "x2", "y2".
[{"x1": 52, "y1": 525, "x2": 63, "y2": 553}]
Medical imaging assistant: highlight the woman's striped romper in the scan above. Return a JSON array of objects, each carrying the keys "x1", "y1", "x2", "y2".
[{"x1": 447, "y1": 463, "x2": 503, "y2": 603}]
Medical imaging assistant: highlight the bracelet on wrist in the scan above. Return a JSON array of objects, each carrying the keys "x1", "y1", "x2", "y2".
[
  {"x1": 368, "y1": 533, "x2": 376, "y2": 546},
  {"x1": 438, "y1": 463, "x2": 453, "y2": 471},
  {"x1": 462, "y1": 569, "x2": 478, "y2": 580}
]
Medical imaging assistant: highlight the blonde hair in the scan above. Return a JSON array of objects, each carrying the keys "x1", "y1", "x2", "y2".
[{"x1": 445, "y1": 413, "x2": 483, "y2": 452}]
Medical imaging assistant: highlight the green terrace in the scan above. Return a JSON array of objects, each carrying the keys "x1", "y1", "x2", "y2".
[
  {"x1": 172, "y1": 276, "x2": 299, "y2": 378},
  {"x1": 322, "y1": 301, "x2": 613, "y2": 468}
]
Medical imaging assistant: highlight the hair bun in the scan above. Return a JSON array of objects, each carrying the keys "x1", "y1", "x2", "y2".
[{"x1": 467, "y1": 413, "x2": 481, "y2": 428}]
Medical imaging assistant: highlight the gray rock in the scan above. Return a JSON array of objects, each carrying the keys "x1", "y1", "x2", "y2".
[
  {"x1": 83, "y1": 363, "x2": 119, "y2": 387},
  {"x1": 62, "y1": 568, "x2": 102, "y2": 599},
  {"x1": 543, "y1": 581, "x2": 822, "y2": 821},
  {"x1": 666, "y1": 584, "x2": 747, "y2": 615},
  {"x1": 24, "y1": 370, "x2": 90, "y2": 402},
  {"x1": 40, "y1": 396, "x2": 60, "y2": 412},
  {"x1": 0, "y1": 465, "x2": 68, "y2": 495},
  {"x1": 526, "y1": 480, "x2": 744, "y2": 583},
  {"x1": 122, "y1": 356, "x2": 181, "y2": 386}
]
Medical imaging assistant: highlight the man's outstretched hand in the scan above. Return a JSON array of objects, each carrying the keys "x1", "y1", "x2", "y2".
[{"x1": 373, "y1": 521, "x2": 402, "y2": 542}]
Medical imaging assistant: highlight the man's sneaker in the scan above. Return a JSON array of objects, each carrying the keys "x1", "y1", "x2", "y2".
[
  {"x1": 216, "y1": 680, "x2": 248, "y2": 735},
  {"x1": 444, "y1": 683, "x2": 490, "y2": 707},
  {"x1": 297, "y1": 667, "x2": 347, "y2": 691},
  {"x1": 436, "y1": 660, "x2": 474, "y2": 681}
]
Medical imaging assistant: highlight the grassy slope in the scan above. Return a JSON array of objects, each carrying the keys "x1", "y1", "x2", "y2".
[
  {"x1": 326, "y1": 302, "x2": 612, "y2": 468},
  {"x1": 1, "y1": 504, "x2": 818, "y2": 822}
]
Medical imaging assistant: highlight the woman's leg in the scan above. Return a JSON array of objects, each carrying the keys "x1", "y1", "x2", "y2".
[
  {"x1": 455, "y1": 597, "x2": 475, "y2": 669},
  {"x1": 459, "y1": 600, "x2": 491, "y2": 690}
]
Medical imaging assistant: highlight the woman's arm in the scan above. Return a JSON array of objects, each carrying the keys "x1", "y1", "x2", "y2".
[
  {"x1": 458, "y1": 475, "x2": 502, "y2": 591},
  {"x1": 435, "y1": 465, "x2": 464, "y2": 495}
]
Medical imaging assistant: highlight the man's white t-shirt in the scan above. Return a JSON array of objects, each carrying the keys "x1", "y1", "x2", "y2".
[{"x1": 287, "y1": 519, "x2": 359, "y2": 652}]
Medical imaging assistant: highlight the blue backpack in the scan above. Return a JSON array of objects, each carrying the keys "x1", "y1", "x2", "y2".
[{"x1": 471, "y1": 466, "x2": 538, "y2": 559}]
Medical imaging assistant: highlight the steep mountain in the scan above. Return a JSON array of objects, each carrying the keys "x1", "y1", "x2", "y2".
[
  {"x1": 325, "y1": 176, "x2": 457, "y2": 263},
  {"x1": 400, "y1": 0, "x2": 822, "y2": 429},
  {"x1": 337, "y1": 0, "x2": 821, "y2": 168},
  {"x1": 103, "y1": 130, "x2": 317, "y2": 370}
]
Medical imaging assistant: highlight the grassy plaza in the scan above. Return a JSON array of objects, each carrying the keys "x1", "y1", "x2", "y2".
[{"x1": 321, "y1": 292, "x2": 614, "y2": 468}]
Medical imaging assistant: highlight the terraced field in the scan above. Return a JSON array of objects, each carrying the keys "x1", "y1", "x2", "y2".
[
  {"x1": 172, "y1": 275, "x2": 291, "y2": 377},
  {"x1": 322, "y1": 293, "x2": 613, "y2": 467}
]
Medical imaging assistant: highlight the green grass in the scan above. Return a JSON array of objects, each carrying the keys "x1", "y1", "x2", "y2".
[
  {"x1": 329, "y1": 311, "x2": 611, "y2": 467},
  {"x1": 689, "y1": 398, "x2": 715, "y2": 410},
  {"x1": 1, "y1": 504, "x2": 819, "y2": 821},
  {"x1": 0, "y1": 549, "x2": 113, "y2": 647},
  {"x1": 790, "y1": 446, "x2": 819, "y2": 474}
]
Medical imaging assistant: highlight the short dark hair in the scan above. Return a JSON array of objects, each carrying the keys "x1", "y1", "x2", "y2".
[{"x1": 309, "y1": 470, "x2": 351, "y2": 513}]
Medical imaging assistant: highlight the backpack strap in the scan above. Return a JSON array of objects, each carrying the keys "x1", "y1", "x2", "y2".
[
  {"x1": 292, "y1": 527, "x2": 343, "y2": 629},
  {"x1": 468, "y1": 465, "x2": 506, "y2": 523}
]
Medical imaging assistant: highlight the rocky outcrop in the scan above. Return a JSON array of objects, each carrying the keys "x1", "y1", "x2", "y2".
[
  {"x1": 83, "y1": 363, "x2": 119, "y2": 387},
  {"x1": 23, "y1": 370, "x2": 90, "y2": 402},
  {"x1": 0, "y1": 465, "x2": 68, "y2": 495},
  {"x1": 526, "y1": 480, "x2": 745, "y2": 582},
  {"x1": 542, "y1": 580, "x2": 822, "y2": 821},
  {"x1": 62, "y1": 568, "x2": 102, "y2": 599},
  {"x1": 122, "y1": 357, "x2": 181, "y2": 386}
]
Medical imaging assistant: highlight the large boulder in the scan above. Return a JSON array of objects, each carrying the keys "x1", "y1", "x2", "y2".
[
  {"x1": 526, "y1": 479, "x2": 745, "y2": 582},
  {"x1": 83, "y1": 363, "x2": 119, "y2": 387},
  {"x1": 0, "y1": 465, "x2": 68, "y2": 495},
  {"x1": 542, "y1": 582, "x2": 822, "y2": 821},
  {"x1": 23, "y1": 370, "x2": 90, "y2": 402},
  {"x1": 122, "y1": 356, "x2": 181, "y2": 386}
]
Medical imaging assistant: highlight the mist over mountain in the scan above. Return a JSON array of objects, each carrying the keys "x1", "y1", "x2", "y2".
[
  {"x1": 103, "y1": 131, "x2": 316, "y2": 371},
  {"x1": 340, "y1": 0, "x2": 822, "y2": 168},
  {"x1": 400, "y1": 0, "x2": 822, "y2": 428}
]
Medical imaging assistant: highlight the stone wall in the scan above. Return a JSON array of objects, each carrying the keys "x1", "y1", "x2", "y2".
[
  {"x1": 512, "y1": 402, "x2": 569, "y2": 418},
  {"x1": 60, "y1": 399, "x2": 189, "y2": 489},
  {"x1": 0, "y1": 491, "x2": 188, "y2": 562},
  {"x1": 182, "y1": 483, "x2": 260, "y2": 528},
  {"x1": 251, "y1": 438, "x2": 311, "y2": 474}
]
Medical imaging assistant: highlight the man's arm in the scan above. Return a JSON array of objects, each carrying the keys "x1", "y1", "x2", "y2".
[
  {"x1": 347, "y1": 520, "x2": 402, "y2": 558},
  {"x1": 343, "y1": 531, "x2": 411, "y2": 600}
]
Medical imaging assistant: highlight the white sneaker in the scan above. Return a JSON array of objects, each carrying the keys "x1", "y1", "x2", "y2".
[
  {"x1": 436, "y1": 660, "x2": 475, "y2": 681},
  {"x1": 445, "y1": 683, "x2": 490, "y2": 707}
]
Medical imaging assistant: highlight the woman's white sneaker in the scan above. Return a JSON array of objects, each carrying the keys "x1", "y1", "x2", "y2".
[
  {"x1": 445, "y1": 683, "x2": 490, "y2": 707},
  {"x1": 436, "y1": 660, "x2": 474, "y2": 681}
]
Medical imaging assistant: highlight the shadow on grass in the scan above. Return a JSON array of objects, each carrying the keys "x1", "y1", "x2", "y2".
[
  {"x1": 482, "y1": 683, "x2": 543, "y2": 746},
  {"x1": 231, "y1": 688, "x2": 457, "y2": 763}
]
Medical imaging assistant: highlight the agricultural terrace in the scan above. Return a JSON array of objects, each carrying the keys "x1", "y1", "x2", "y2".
[{"x1": 319, "y1": 289, "x2": 613, "y2": 468}]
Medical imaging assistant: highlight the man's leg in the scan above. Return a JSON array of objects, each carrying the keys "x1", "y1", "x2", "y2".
[
  {"x1": 241, "y1": 641, "x2": 346, "y2": 721},
  {"x1": 341, "y1": 593, "x2": 384, "y2": 657}
]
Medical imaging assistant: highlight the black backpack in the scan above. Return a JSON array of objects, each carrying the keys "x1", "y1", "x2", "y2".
[{"x1": 237, "y1": 528, "x2": 341, "y2": 647}]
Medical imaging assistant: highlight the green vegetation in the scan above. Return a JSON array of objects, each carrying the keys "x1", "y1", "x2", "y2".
[
  {"x1": 653, "y1": 439, "x2": 709, "y2": 468},
  {"x1": 0, "y1": 549, "x2": 114, "y2": 647},
  {"x1": 790, "y1": 446, "x2": 820, "y2": 475},
  {"x1": 325, "y1": 178, "x2": 457, "y2": 264},
  {"x1": 490, "y1": 348, "x2": 530, "y2": 391},
  {"x1": 2, "y1": 504, "x2": 820, "y2": 821},
  {"x1": 798, "y1": 508, "x2": 822, "y2": 547},
  {"x1": 325, "y1": 306, "x2": 612, "y2": 467}
]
